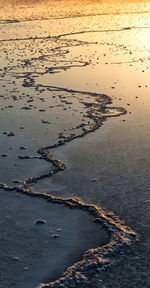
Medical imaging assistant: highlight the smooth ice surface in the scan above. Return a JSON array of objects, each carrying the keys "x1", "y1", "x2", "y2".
[{"x1": 0, "y1": 190, "x2": 109, "y2": 288}]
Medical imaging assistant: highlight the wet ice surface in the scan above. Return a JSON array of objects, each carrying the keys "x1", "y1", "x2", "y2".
[
  {"x1": 0, "y1": 1, "x2": 150, "y2": 288},
  {"x1": 0, "y1": 24, "x2": 127, "y2": 187},
  {"x1": 0, "y1": 190, "x2": 109, "y2": 288}
]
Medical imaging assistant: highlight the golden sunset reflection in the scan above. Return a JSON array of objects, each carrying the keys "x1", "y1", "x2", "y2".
[
  {"x1": 0, "y1": 1, "x2": 150, "y2": 288},
  {"x1": 0, "y1": 0, "x2": 150, "y2": 21}
]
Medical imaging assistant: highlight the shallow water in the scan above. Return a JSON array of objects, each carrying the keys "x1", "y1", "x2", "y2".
[{"x1": 0, "y1": 1, "x2": 150, "y2": 287}]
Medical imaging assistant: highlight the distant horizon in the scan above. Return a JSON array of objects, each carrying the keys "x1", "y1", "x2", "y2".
[{"x1": 0, "y1": 0, "x2": 150, "y2": 23}]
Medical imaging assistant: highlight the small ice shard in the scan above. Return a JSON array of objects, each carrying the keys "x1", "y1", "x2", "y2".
[
  {"x1": 91, "y1": 178, "x2": 99, "y2": 182},
  {"x1": 41, "y1": 119, "x2": 51, "y2": 124},
  {"x1": 52, "y1": 234, "x2": 59, "y2": 238},
  {"x1": 19, "y1": 146, "x2": 27, "y2": 150},
  {"x1": 7, "y1": 132, "x2": 15, "y2": 136},
  {"x1": 35, "y1": 219, "x2": 46, "y2": 225}
]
